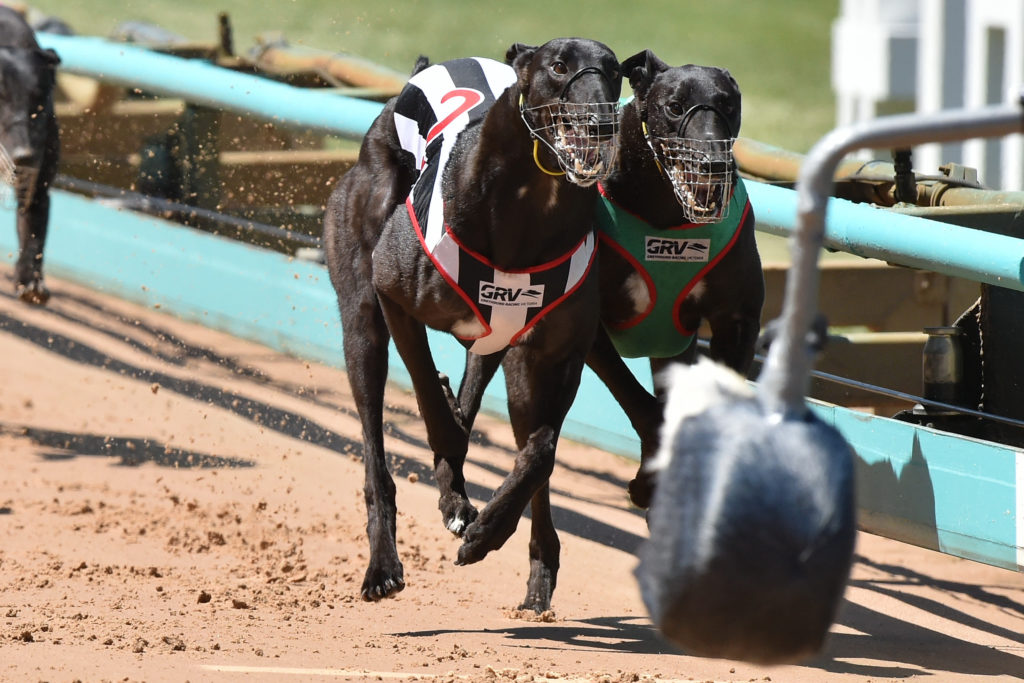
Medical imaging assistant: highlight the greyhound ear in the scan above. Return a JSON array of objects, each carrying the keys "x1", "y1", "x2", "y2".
[
  {"x1": 506, "y1": 42, "x2": 538, "y2": 90},
  {"x1": 410, "y1": 55, "x2": 430, "y2": 77},
  {"x1": 722, "y1": 68, "x2": 739, "y2": 90},
  {"x1": 505, "y1": 42, "x2": 537, "y2": 67},
  {"x1": 621, "y1": 51, "x2": 650, "y2": 80},
  {"x1": 721, "y1": 68, "x2": 742, "y2": 130},
  {"x1": 622, "y1": 49, "x2": 669, "y2": 99}
]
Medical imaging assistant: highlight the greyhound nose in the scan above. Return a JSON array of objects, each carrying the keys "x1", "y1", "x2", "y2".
[
  {"x1": 590, "y1": 104, "x2": 618, "y2": 138},
  {"x1": 586, "y1": 114, "x2": 615, "y2": 139},
  {"x1": 702, "y1": 158, "x2": 730, "y2": 176}
]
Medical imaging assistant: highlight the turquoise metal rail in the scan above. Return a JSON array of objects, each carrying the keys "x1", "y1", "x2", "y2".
[
  {"x1": 38, "y1": 32, "x2": 382, "y2": 140},
  {"x1": 9, "y1": 34, "x2": 1022, "y2": 572},
  {"x1": 760, "y1": 102, "x2": 1024, "y2": 413},
  {"x1": 748, "y1": 181, "x2": 1024, "y2": 292}
]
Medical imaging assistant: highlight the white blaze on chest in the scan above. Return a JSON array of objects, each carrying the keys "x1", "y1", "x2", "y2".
[
  {"x1": 623, "y1": 272, "x2": 650, "y2": 315},
  {"x1": 515, "y1": 325, "x2": 536, "y2": 345},
  {"x1": 452, "y1": 315, "x2": 487, "y2": 338},
  {"x1": 514, "y1": 180, "x2": 562, "y2": 213}
]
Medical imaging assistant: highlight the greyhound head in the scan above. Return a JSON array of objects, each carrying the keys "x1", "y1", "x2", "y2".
[
  {"x1": 507, "y1": 38, "x2": 622, "y2": 187},
  {"x1": 623, "y1": 50, "x2": 741, "y2": 222}
]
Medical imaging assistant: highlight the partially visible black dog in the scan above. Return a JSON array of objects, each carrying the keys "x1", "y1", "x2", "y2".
[
  {"x1": 323, "y1": 38, "x2": 621, "y2": 611},
  {"x1": 0, "y1": 6, "x2": 61, "y2": 305},
  {"x1": 587, "y1": 50, "x2": 765, "y2": 509}
]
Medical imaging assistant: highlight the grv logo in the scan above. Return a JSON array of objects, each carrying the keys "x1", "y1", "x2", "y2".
[
  {"x1": 645, "y1": 236, "x2": 711, "y2": 262},
  {"x1": 479, "y1": 282, "x2": 545, "y2": 308}
]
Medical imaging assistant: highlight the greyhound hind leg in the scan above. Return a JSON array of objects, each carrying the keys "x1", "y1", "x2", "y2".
[
  {"x1": 587, "y1": 328, "x2": 663, "y2": 508},
  {"x1": 519, "y1": 482, "x2": 559, "y2": 612}
]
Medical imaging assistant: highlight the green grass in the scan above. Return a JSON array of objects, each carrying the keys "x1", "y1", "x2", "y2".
[{"x1": 34, "y1": 0, "x2": 837, "y2": 152}]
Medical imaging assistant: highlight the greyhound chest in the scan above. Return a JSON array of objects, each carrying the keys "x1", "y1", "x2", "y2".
[{"x1": 596, "y1": 178, "x2": 752, "y2": 358}]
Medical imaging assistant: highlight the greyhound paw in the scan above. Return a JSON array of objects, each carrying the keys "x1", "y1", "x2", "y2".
[
  {"x1": 16, "y1": 279, "x2": 50, "y2": 306},
  {"x1": 455, "y1": 535, "x2": 491, "y2": 566},
  {"x1": 360, "y1": 561, "x2": 405, "y2": 601},
  {"x1": 517, "y1": 594, "x2": 553, "y2": 614},
  {"x1": 454, "y1": 513, "x2": 517, "y2": 565},
  {"x1": 440, "y1": 495, "x2": 478, "y2": 537},
  {"x1": 518, "y1": 565, "x2": 555, "y2": 613},
  {"x1": 627, "y1": 470, "x2": 655, "y2": 509}
]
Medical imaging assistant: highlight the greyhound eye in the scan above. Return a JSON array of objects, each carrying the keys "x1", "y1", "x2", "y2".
[
  {"x1": 667, "y1": 102, "x2": 684, "y2": 117},
  {"x1": 551, "y1": 61, "x2": 568, "y2": 75}
]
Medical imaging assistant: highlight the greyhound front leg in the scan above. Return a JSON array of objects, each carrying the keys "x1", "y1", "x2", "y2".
[
  {"x1": 377, "y1": 294, "x2": 478, "y2": 537},
  {"x1": 456, "y1": 424, "x2": 558, "y2": 565},
  {"x1": 456, "y1": 348, "x2": 582, "y2": 567},
  {"x1": 707, "y1": 310, "x2": 761, "y2": 376},
  {"x1": 14, "y1": 188, "x2": 50, "y2": 305},
  {"x1": 456, "y1": 350, "x2": 505, "y2": 432}
]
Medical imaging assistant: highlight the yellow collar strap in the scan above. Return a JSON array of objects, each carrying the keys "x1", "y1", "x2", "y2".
[
  {"x1": 520, "y1": 93, "x2": 565, "y2": 177},
  {"x1": 533, "y1": 139, "x2": 565, "y2": 176},
  {"x1": 642, "y1": 121, "x2": 665, "y2": 175}
]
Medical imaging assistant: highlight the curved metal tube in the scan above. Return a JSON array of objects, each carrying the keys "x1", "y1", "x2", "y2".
[{"x1": 758, "y1": 103, "x2": 1024, "y2": 414}]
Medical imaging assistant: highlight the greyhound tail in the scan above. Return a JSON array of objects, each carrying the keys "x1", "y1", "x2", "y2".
[{"x1": 411, "y1": 55, "x2": 431, "y2": 76}]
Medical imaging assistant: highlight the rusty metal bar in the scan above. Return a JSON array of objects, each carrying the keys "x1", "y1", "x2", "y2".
[
  {"x1": 737, "y1": 136, "x2": 1024, "y2": 210},
  {"x1": 248, "y1": 37, "x2": 408, "y2": 93}
]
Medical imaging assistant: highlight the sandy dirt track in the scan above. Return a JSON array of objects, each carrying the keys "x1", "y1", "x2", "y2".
[{"x1": 1, "y1": 264, "x2": 1023, "y2": 682}]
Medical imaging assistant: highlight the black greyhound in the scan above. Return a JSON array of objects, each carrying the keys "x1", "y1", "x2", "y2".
[
  {"x1": 323, "y1": 38, "x2": 620, "y2": 610},
  {"x1": 0, "y1": 7, "x2": 61, "y2": 305},
  {"x1": 460, "y1": 51, "x2": 764, "y2": 509},
  {"x1": 588, "y1": 51, "x2": 764, "y2": 508}
]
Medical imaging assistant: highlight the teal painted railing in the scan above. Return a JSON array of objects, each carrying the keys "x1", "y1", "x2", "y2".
[{"x1": 38, "y1": 32, "x2": 382, "y2": 139}]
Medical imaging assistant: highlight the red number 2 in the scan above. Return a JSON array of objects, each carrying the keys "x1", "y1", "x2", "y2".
[{"x1": 426, "y1": 88, "x2": 484, "y2": 143}]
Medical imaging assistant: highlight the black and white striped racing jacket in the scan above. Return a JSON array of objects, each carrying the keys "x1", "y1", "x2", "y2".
[{"x1": 392, "y1": 57, "x2": 596, "y2": 356}]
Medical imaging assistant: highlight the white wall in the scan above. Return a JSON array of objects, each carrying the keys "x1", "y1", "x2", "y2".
[
  {"x1": 832, "y1": 0, "x2": 919, "y2": 128},
  {"x1": 833, "y1": 0, "x2": 1024, "y2": 189}
]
